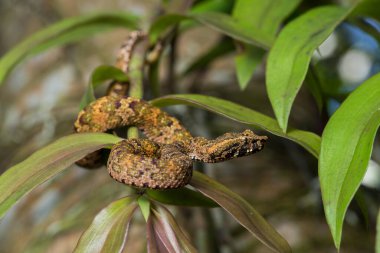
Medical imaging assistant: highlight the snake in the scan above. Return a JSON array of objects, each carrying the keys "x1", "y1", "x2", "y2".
[{"x1": 74, "y1": 32, "x2": 268, "y2": 189}]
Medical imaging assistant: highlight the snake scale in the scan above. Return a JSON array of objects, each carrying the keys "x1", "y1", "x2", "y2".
[{"x1": 74, "y1": 32, "x2": 268, "y2": 189}]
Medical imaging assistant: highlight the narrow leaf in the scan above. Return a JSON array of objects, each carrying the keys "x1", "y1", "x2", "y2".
[
  {"x1": 190, "y1": 0, "x2": 234, "y2": 15},
  {"x1": 191, "y1": 12, "x2": 272, "y2": 48},
  {"x1": 151, "y1": 94, "x2": 321, "y2": 158},
  {"x1": 351, "y1": 0, "x2": 380, "y2": 22},
  {"x1": 182, "y1": 38, "x2": 235, "y2": 76},
  {"x1": 153, "y1": 206, "x2": 198, "y2": 253},
  {"x1": 149, "y1": 12, "x2": 272, "y2": 49},
  {"x1": 151, "y1": 208, "x2": 182, "y2": 253},
  {"x1": 138, "y1": 196, "x2": 151, "y2": 221},
  {"x1": 0, "y1": 133, "x2": 121, "y2": 219},
  {"x1": 146, "y1": 216, "x2": 167, "y2": 253},
  {"x1": 74, "y1": 196, "x2": 138, "y2": 253},
  {"x1": 190, "y1": 171, "x2": 291, "y2": 253},
  {"x1": 319, "y1": 72, "x2": 380, "y2": 249},
  {"x1": 305, "y1": 67, "x2": 324, "y2": 113},
  {"x1": 146, "y1": 187, "x2": 218, "y2": 207},
  {"x1": 234, "y1": 44, "x2": 264, "y2": 89},
  {"x1": 0, "y1": 12, "x2": 138, "y2": 84},
  {"x1": 266, "y1": 5, "x2": 353, "y2": 132},
  {"x1": 79, "y1": 65, "x2": 129, "y2": 109},
  {"x1": 232, "y1": 0, "x2": 302, "y2": 41},
  {"x1": 149, "y1": 14, "x2": 188, "y2": 43}
]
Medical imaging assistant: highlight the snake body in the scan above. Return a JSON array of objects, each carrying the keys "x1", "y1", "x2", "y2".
[
  {"x1": 74, "y1": 96, "x2": 267, "y2": 189},
  {"x1": 74, "y1": 31, "x2": 267, "y2": 189}
]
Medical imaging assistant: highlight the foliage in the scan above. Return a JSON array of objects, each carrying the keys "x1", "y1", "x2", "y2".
[{"x1": 1, "y1": 0, "x2": 379, "y2": 252}]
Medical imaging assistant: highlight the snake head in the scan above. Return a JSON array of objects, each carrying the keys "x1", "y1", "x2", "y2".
[{"x1": 191, "y1": 129, "x2": 268, "y2": 163}]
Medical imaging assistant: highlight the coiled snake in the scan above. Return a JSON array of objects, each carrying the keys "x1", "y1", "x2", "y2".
[{"x1": 74, "y1": 32, "x2": 268, "y2": 189}]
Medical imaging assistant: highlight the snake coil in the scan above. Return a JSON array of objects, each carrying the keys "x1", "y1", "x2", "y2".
[{"x1": 74, "y1": 32, "x2": 268, "y2": 189}]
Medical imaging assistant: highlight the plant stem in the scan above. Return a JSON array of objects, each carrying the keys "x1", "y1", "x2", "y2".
[{"x1": 127, "y1": 39, "x2": 147, "y2": 139}]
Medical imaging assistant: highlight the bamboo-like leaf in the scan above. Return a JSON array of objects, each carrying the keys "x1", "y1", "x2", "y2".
[
  {"x1": 319, "y1": 72, "x2": 380, "y2": 249},
  {"x1": 351, "y1": 0, "x2": 380, "y2": 21},
  {"x1": 232, "y1": 0, "x2": 302, "y2": 41},
  {"x1": 0, "y1": 133, "x2": 121, "y2": 219},
  {"x1": 74, "y1": 196, "x2": 138, "y2": 253},
  {"x1": 191, "y1": 12, "x2": 272, "y2": 48},
  {"x1": 138, "y1": 196, "x2": 151, "y2": 222},
  {"x1": 151, "y1": 94, "x2": 321, "y2": 158},
  {"x1": 153, "y1": 205, "x2": 198, "y2": 253},
  {"x1": 232, "y1": 0, "x2": 301, "y2": 90},
  {"x1": 305, "y1": 67, "x2": 324, "y2": 113},
  {"x1": 190, "y1": 0, "x2": 233, "y2": 15},
  {"x1": 146, "y1": 187, "x2": 218, "y2": 207},
  {"x1": 79, "y1": 65, "x2": 128, "y2": 109},
  {"x1": 190, "y1": 171, "x2": 291, "y2": 253},
  {"x1": 151, "y1": 208, "x2": 182, "y2": 253},
  {"x1": 146, "y1": 216, "x2": 166, "y2": 253},
  {"x1": 0, "y1": 12, "x2": 138, "y2": 84},
  {"x1": 149, "y1": 12, "x2": 272, "y2": 49},
  {"x1": 234, "y1": 45, "x2": 264, "y2": 89},
  {"x1": 266, "y1": 5, "x2": 354, "y2": 132},
  {"x1": 182, "y1": 38, "x2": 235, "y2": 76},
  {"x1": 149, "y1": 14, "x2": 188, "y2": 43}
]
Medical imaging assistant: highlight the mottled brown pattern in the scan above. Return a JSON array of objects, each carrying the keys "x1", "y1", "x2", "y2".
[
  {"x1": 74, "y1": 96, "x2": 267, "y2": 189},
  {"x1": 107, "y1": 139, "x2": 192, "y2": 189},
  {"x1": 106, "y1": 31, "x2": 147, "y2": 97},
  {"x1": 74, "y1": 31, "x2": 267, "y2": 189}
]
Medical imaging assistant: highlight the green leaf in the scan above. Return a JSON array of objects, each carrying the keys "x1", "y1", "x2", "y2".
[
  {"x1": 232, "y1": 0, "x2": 302, "y2": 41},
  {"x1": 151, "y1": 94, "x2": 321, "y2": 158},
  {"x1": 0, "y1": 133, "x2": 121, "y2": 219},
  {"x1": 319, "y1": 72, "x2": 380, "y2": 249},
  {"x1": 149, "y1": 14, "x2": 188, "y2": 43},
  {"x1": 0, "y1": 12, "x2": 138, "y2": 84},
  {"x1": 182, "y1": 38, "x2": 235, "y2": 76},
  {"x1": 153, "y1": 205, "x2": 198, "y2": 253},
  {"x1": 74, "y1": 196, "x2": 138, "y2": 253},
  {"x1": 351, "y1": 0, "x2": 380, "y2": 21},
  {"x1": 191, "y1": 12, "x2": 272, "y2": 48},
  {"x1": 304, "y1": 67, "x2": 324, "y2": 113},
  {"x1": 138, "y1": 196, "x2": 151, "y2": 221},
  {"x1": 79, "y1": 65, "x2": 129, "y2": 109},
  {"x1": 234, "y1": 44, "x2": 265, "y2": 89},
  {"x1": 190, "y1": 171, "x2": 291, "y2": 253},
  {"x1": 266, "y1": 5, "x2": 353, "y2": 132},
  {"x1": 149, "y1": 12, "x2": 272, "y2": 48},
  {"x1": 146, "y1": 187, "x2": 218, "y2": 207},
  {"x1": 232, "y1": 0, "x2": 302, "y2": 90},
  {"x1": 190, "y1": 0, "x2": 234, "y2": 14}
]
